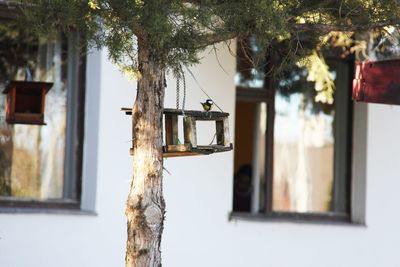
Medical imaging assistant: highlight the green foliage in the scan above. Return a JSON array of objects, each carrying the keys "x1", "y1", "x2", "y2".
[
  {"x1": 0, "y1": 22, "x2": 39, "y2": 82},
  {"x1": 298, "y1": 51, "x2": 335, "y2": 104},
  {"x1": 15, "y1": 0, "x2": 400, "y2": 78}
]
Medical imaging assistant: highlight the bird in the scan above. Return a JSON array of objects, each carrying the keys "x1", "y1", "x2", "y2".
[{"x1": 200, "y1": 99, "x2": 214, "y2": 112}]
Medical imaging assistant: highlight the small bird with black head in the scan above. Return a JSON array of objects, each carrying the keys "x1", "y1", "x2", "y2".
[{"x1": 201, "y1": 99, "x2": 214, "y2": 112}]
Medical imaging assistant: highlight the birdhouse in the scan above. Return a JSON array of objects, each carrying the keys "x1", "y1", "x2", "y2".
[
  {"x1": 353, "y1": 59, "x2": 400, "y2": 105},
  {"x1": 2, "y1": 81, "x2": 53, "y2": 125},
  {"x1": 122, "y1": 108, "x2": 233, "y2": 157}
]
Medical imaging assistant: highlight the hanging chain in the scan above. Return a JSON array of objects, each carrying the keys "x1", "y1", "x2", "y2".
[
  {"x1": 177, "y1": 66, "x2": 225, "y2": 113},
  {"x1": 176, "y1": 77, "x2": 180, "y2": 109},
  {"x1": 175, "y1": 69, "x2": 187, "y2": 116},
  {"x1": 182, "y1": 72, "x2": 186, "y2": 111}
]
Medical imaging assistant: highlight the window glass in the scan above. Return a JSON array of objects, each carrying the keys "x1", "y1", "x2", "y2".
[
  {"x1": 0, "y1": 23, "x2": 76, "y2": 201},
  {"x1": 235, "y1": 36, "x2": 267, "y2": 89},
  {"x1": 273, "y1": 62, "x2": 350, "y2": 214},
  {"x1": 233, "y1": 38, "x2": 352, "y2": 218},
  {"x1": 233, "y1": 101, "x2": 267, "y2": 213}
]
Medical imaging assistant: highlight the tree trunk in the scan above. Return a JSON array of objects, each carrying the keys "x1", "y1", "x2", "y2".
[{"x1": 125, "y1": 42, "x2": 166, "y2": 267}]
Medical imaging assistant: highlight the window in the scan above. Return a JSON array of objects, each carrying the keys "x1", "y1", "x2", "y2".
[
  {"x1": 0, "y1": 15, "x2": 85, "y2": 209},
  {"x1": 233, "y1": 40, "x2": 352, "y2": 221}
]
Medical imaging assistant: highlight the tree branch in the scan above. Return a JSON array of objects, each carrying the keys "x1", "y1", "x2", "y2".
[
  {"x1": 181, "y1": 0, "x2": 201, "y2": 4},
  {"x1": 292, "y1": 22, "x2": 398, "y2": 33},
  {"x1": 106, "y1": 2, "x2": 145, "y2": 40},
  {"x1": 191, "y1": 31, "x2": 239, "y2": 50},
  {"x1": 204, "y1": 32, "x2": 238, "y2": 45},
  {"x1": 290, "y1": 0, "x2": 338, "y2": 17}
]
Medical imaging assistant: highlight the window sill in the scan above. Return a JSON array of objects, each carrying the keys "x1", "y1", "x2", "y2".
[
  {"x1": 0, "y1": 206, "x2": 97, "y2": 216},
  {"x1": 0, "y1": 198, "x2": 97, "y2": 216},
  {"x1": 229, "y1": 211, "x2": 366, "y2": 227}
]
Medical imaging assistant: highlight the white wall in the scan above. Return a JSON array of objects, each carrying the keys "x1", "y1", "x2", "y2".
[
  {"x1": 1, "y1": 43, "x2": 400, "y2": 267},
  {"x1": 0, "y1": 49, "x2": 131, "y2": 267}
]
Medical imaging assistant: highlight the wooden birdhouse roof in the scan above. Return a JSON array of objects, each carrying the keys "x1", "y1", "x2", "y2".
[{"x1": 3, "y1": 81, "x2": 53, "y2": 94}]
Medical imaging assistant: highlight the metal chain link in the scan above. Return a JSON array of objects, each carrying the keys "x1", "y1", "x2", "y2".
[
  {"x1": 182, "y1": 72, "x2": 186, "y2": 111},
  {"x1": 176, "y1": 77, "x2": 180, "y2": 109},
  {"x1": 175, "y1": 69, "x2": 187, "y2": 117}
]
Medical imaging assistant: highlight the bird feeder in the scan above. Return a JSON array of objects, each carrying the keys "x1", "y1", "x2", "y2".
[
  {"x1": 2, "y1": 81, "x2": 53, "y2": 125},
  {"x1": 122, "y1": 108, "x2": 233, "y2": 157},
  {"x1": 353, "y1": 59, "x2": 400, "y2": 105}
]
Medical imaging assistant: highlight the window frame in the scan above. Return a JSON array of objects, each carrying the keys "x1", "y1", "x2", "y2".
[
  {"x1": 0, "y1": 8, "x2": 86, "y2": 211},
  {"x1": 232, "y1": 51, "x2": 355, "y2": 223}
]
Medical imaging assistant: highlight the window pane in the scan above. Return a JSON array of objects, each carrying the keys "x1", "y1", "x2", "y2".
[
  {"x1": 273, "y1": 62, "x2": 350, "y2": 214},
  {"x1": 235, "y1": 36, "x2": 267, "y2": 89},
  {"x1": 0, "y1": 24, "x2": 75, "y2": 201},
  {"x1": 233, "y1": 101, "x2": 267, "y2": 213}
]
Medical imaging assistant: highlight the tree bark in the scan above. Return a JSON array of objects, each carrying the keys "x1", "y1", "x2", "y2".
[{"x1": 125, "y1": 42, "x2": 166, "y2": 267}]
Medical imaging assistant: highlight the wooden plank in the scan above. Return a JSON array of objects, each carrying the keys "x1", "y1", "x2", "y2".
[
  {"x1": 216, "y1": 119, "x2": 224, "y2": 145},
  {"x1": 161, "y1": 144, "x2": 233, "y2": 157},
  {"x1": 6, "y1": 86, "x2": 16, "y2": 123},
  {"x1": 122, "y1": 107, "x2": 229, "y2": 120},
  {"x1": 11, "y1": 113, "x2": 45, "y2": 125},
  {"x1": 121, "y1": 107, "x2": 133, "y2": 115},
  {"x1": 41, "y1": 87, "x2": 46, "y2": 114},
  {"x1": 164, "y1": 114, "x2": 178, "y2": 145},
  {"x1": 215, "y1": 117, "x2": 231, "y2": 147},
  {"x1": 10, "y1": 87, "x2": 15, "y2": 114},
  {"x1": 164, "y1": 108, "x2": 229, "y2": 120},
  {"x1": 162, "y1": 145, "x2": 233, "y2": 157},
  {"x1": 2, "y1": 81, "x2": 53, "y2": 94},
  {"x1": 163, "y1": 144, "x2": 191, "y2": 152},
  {"x1": 194, "y1": 144, "x2": 233, "y2": 153},
  {"x1": 184, "y1": 116, "x2": 197, "y2": 147},
  {"x1": 163, "y1": 144, "x2": 206, "y2": 158},
  {"x1": 163, "y1": 151, "x2": 206, "y2": 158}
]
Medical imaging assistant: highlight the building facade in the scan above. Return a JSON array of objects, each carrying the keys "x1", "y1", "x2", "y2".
[{"x1": 0, "y1": 37, "x2": 399, "y2": 267}]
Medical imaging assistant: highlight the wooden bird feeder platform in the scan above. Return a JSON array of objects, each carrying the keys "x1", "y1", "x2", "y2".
[{"x1": 122, "y1": 108, "x2": 233, "y2": 158}]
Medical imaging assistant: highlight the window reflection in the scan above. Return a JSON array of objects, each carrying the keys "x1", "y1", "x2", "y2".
[
  {"x1": 235, "y1": 36, "x2": 266, "y2": 89},
  {"x1": 273, "y1": 64, "x2": 341, "y2": 213},
  {"x1": 233, "y1": 101, "x2": 266, "y2": 213},
  {"x1": 0, "y1": 23, "x2": 72, "y2": 201}
]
